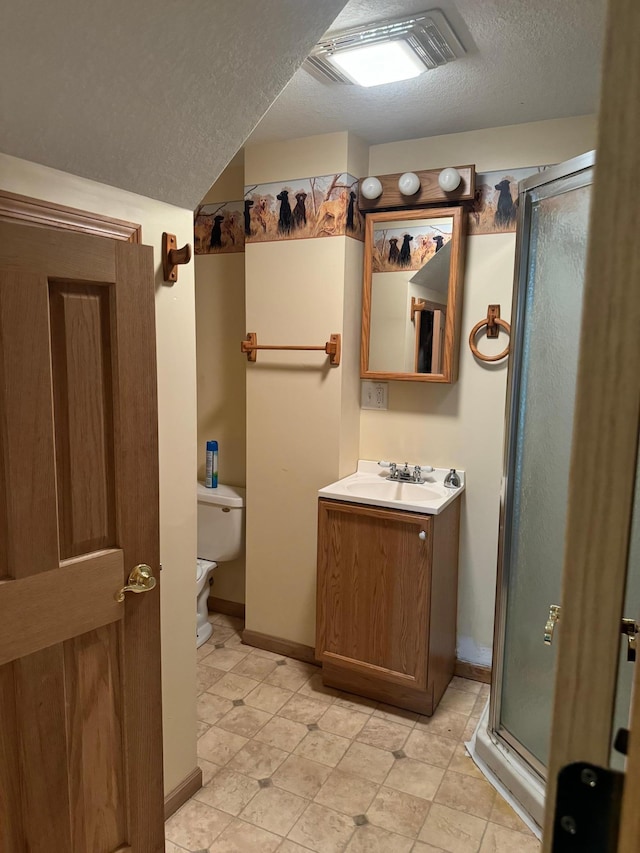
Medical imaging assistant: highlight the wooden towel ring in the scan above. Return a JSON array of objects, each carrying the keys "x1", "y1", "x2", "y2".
[{"x1": 469, "y1": 304, "x2": 511, "y2": 362}]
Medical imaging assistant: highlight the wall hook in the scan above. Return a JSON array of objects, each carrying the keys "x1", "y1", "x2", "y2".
[
  {"x1": 162, "y1": 232, "x2": 192, "y2": 283},
  {"x1": 469, "y1": 304, "x2": 511, "y2": 362}
]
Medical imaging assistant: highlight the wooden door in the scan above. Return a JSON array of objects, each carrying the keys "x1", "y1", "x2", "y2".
[
  {"x1": 0, "y1": 221, "x2": 164, "y2": 852},
  {"x1": 316, "y1": 499, "x2": 431, "y2": 690},
  {"x1": 541, "y1": 0, "x2": 640, "y2": 850}
]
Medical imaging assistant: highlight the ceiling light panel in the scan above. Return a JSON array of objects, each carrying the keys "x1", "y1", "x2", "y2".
[{"x1": 305, "y1": 9, "x2": 465, "y2": 86}]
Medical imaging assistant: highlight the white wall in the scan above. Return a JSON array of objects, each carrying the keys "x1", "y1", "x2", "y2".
[
  {"x1": 363, "y1": 115, "x2": 597, "y2": 664},
  {"x1": 0, "y1": 153, "x2": 198, "y2": 794}
]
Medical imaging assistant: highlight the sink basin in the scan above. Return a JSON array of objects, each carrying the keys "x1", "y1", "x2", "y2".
[
  {"x1": 345, "y1": 480, "x2": 443, "y2": 503},
  {"x1": 318, "y1": 461, "x2": 465, "y2": 515}
]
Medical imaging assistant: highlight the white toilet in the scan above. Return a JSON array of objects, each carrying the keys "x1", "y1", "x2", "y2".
[{"x1": 196, "y1": 481, "x2": 246, "y2": 647}]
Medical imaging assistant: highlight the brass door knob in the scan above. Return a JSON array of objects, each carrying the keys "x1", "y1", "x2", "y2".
[{"x1": 115, "y1": 564, "x2": 156, "y2": 602}]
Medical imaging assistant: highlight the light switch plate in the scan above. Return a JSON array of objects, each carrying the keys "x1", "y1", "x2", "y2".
[{"x1": 361, "y1": 380, "x2": 388, "y2": 410}]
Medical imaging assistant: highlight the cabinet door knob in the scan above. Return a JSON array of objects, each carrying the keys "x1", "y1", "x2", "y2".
[{"x1": 418, "y1": 530, "x2": 427, "y2": 540}]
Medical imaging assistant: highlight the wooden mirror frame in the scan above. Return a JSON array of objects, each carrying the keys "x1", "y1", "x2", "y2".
[{"x1": 360, "y1": 205, "x2": 466, "y2": 383}]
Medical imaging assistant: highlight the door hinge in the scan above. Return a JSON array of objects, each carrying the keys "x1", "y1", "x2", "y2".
[{"x1": 552, "y1": 761, "x2": 624, "y2": 851}]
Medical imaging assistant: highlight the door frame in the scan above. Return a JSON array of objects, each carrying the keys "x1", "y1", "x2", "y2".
[{"x1": 542, "y1": 0, "x2": 640, "y2": 848}]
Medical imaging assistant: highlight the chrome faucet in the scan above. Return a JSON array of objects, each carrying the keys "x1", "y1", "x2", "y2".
[{"x1": 379, "y1": 461, "x2": 433, "y2": 484}]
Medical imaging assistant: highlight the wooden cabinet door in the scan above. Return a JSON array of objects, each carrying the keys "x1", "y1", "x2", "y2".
[
  {"x1": 316, "y1": 499, "x2": 432, "y2": 689},
  {"x1": 0, "y1": 221, "x2": 164, "y2": 852}
]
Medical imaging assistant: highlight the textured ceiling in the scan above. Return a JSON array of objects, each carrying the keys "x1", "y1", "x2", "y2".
[
  {"x1": 0, "y1": 0, "x2": 348, "y2": 209},
  {"x1": 249, "y1": 0, "x2": 606, "y2": 146}
]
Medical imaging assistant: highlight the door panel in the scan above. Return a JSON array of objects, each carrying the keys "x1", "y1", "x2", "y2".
[{"x1": 0, "y1": 221, "x2": 163, "y2": 852}]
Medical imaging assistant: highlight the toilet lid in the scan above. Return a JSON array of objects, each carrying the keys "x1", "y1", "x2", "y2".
[{"x1": 196, "y1": 558, "x2": 216, "y2": 581}]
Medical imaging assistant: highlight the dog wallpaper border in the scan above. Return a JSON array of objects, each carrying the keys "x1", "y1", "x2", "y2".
[
  {"x1": 469, "y1": 165, "x2": 553, "y2": 235},
  {"x1": 194, "y1": 172, "x2": 364, "y2": 255}
]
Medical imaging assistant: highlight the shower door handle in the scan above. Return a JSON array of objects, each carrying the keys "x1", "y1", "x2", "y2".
[
  {"x1": 544, "y1": 604, "x2": 561, "y2": 644},
  {"x1": 621, "y1": 618, "x2": 639, "y2": 662}
]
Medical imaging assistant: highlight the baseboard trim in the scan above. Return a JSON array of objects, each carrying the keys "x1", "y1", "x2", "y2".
[
  {"x1": 454, "y1": 659, "x2": 492, "y2": 684},
  {"x1": 242, "y1": 629, "x2": 318, "y2": 666},
  {"x1": 164, "y1": 767, "x2": 202, "y2": 820},
  {"x1": 208, "y1": 597, "x2": 246, "y2": 620}
]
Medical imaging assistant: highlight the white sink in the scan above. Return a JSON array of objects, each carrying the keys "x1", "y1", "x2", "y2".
[{"x1": 319, "y1": 461, "x2": 465, "y2": 515}]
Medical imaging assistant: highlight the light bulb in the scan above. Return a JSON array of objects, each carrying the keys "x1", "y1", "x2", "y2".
[
  {"x1": 398, "y1": 172, "x2": 421, "y2": 196},
  {"x1": 361, "y1": 177, "x2": 383, "y2": 200},
  {"x1": 438, "y1": 167, "x2": 461, "y2": 192}
]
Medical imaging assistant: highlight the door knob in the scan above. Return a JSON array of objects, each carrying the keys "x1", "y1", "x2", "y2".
[
  {"x1": 418, "y1": 530, "x2": 427, "y2": 541},
  {"x1": 544, "y1": 604, "x2": 562, "y2": 645},
  {"x1": 621, "y1": 618, "x2": 639, "y2": 662},
  {"x1": 115, "y1": 564, "x2": 156, "y2": 602}
]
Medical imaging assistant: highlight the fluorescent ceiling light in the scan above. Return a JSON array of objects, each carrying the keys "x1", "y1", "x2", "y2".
[
  {"x1": 328, "y1": 41, "x2": 425, "y2": 88},
  {"x1": 305, "y1": 10, "x2": 464, "y2": 86}
]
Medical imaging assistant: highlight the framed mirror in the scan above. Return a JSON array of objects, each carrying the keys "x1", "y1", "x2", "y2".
[{"x1": 360, "y1": 206, "x2": 466, "y2": 383}]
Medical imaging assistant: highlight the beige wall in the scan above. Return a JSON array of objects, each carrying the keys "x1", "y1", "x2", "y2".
[
  {"x1": 243, "y1": 133, "x2": 366, "y2": 647},
  {"x1": 0, "y1": 153, "x2": 198, "y2": 795},
  {"x1": 364, "y1": 115, "x2": 597, "y2": 663},
  {"x1": 196, "y1": 161, "x2": 247, "y2": 604}
]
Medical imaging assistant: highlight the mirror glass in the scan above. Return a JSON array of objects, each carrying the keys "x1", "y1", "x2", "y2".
[{"x1": 362, "y1": 208, "x2": 461, "y2": 382}]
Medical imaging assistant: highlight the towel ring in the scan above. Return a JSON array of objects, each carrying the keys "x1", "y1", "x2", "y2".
[{"x1": 469, "y1": 314, "x2": 511, "y2": 362}]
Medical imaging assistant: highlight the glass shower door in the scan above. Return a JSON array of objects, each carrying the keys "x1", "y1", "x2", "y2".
[{"x1": 490, "y1": 153, "x2": 595, "y2": 775}]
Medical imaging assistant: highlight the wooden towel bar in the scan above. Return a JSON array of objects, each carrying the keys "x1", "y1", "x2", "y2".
[{"x1": 241, "y1": 332, "x2": 341, "y2": 366}]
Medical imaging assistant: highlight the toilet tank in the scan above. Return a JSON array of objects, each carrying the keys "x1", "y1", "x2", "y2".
[{"x1": 197, "y1": 482, "x2": 246, "y2": 562}]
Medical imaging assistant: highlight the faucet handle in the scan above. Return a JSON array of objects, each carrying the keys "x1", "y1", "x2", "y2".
[{"x1": 378, "y1": 461, "x2": 394, "y2": 468}]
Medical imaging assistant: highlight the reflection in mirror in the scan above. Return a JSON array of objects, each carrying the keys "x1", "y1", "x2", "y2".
[{"x1": 368, "y1": 217, "x2": 453, "y2": 374}]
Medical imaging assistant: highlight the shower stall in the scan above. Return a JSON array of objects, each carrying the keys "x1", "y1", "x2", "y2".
[{"x1": 472, "y1": 152, "x2": 600, "y2": 828}]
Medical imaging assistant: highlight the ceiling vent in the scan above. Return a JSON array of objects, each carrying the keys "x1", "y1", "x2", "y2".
[{"x1": 304, "y1": 9, "x2": 465, "y2": 86}]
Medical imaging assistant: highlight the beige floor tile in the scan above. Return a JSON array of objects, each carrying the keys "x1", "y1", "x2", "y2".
[
  {"x1": 246, "y1": 646, "x2": 285, "y2": 661},
  {"x1": 197, "y1": 693, "x2": 234, "y2": 726},
  {"x1": 295, "y1": 730, "x2": 352, "y2": 767},
  {"x1": 478, "y1": 684, "x2": 490, "y2": 700},
  {"x1": 164, "y1": 841, "x2": 185, "y2": 853},
  {"x1": 479, "y1": 823, "x2": 540, "y2": 852},
  {"x1": 231, "y1": 653, "x2": 278, "y2": 681},
  {"x1": 336, "y1": 741, "x2": 395, "y2": 784},
  {"x1": 356, "y1": 717, "x2": 410, "y2": 752},
  {"x1": 279, "y1": 841, "x2": 316, "y2": 853},
  {"x1": 165, "y1": 799, "x2": 232, "y2": 850},
  {"x1": 229, "y1": 740, "x2": 289, "y2": 779},
  {"x1": 211, "y1": 613, "x2": 245, "y2": 631},
  {"x1": 472, "y1": 695, "x2": 488, "y2": 717},
  {"x1": 314, "y1": 769, "x2": 379, "y2": 817},
  {"x1": 272, "y1": 754, "x2": 333, "y2": 799},
  {"x1": 462, "y1": 716, "x2": 480, "y2": 742},
  {"x1": 201, "y1": 646, "x2": 250, "y2": 672},
  {"x1": 194, "y1": 768, "x2": 259, "y2": 816},
  {"x1": 385, "y1": 758, "x2": 444, "y2": 800},
  {"x1": 416, "y1": 708, "x2": 469, "y2": 741},
  {"x1": 267, "y1": 662, "x2": 318, "y2": 692},
  {"x1": 197, "y1": 720, "x2": 211, "y2": 739},
  {"x1": 372, "y1": 703, "x2": 419, "y2": 727},
  {"x1": 240, "y1": 784, "x2": 308, "y2": 836},
  {"x1": 297, "y1": 672, "x2": 342, "y2": 703},
  {"x1": 366, "y1": 786, "x2": 430, "y2": 837},
  {"x1": 449, "y1": 677, "x2": 482, "y2": 695},
  {"x1": 318, "y1": 705, "x2": 369, "y2": 739},
  {"x1": 208, "y1": 817, "x2": 281, "y2": 853},
  {"x1": 196, "y1": 664, "x2": 226, "y2": 695},
  {"x1": 223, "y1": 632, "x2": 246, "y2": 648},
  {"x1": 448, "y1": 744, "x2": 484, "y2": 779},
  {"x1": 279, "y1": 693, "x2": 330, "y2": 724},
  {"x1": 208, "y1": 672, "x2": 261, "y2": 701},
  {"x1": 197, "y1": 726, "x2": 249, "y2": 766},
  {"x1": 217, "y1": 704, "x2": 273, "y2": 738},
  {"x1": 208, "y1": 625, "x2": 236, "y2": 644},
  {"x1": 439, "y1": 688, "x2": 477, "y2": 715},
  {"x1": 404, "y1": 730, "x2": 457, "y2": 769},
  {"x1": 245, "y1": 682, "x2": 293, "y2": 714},
  {"x1": 199, "y1": 758, "x2": 220, "y2": 785},
  {"x1": 345, "y1": 824, "x2": 413, "y2": 852},
  {"x1": 419, "y1": 803, "x2": 487, "y2": 853},
  {"x1": 333, "y1": 693, "x2": 378, "y2": 714},
  {"x1": 197, "y1": 643, "x2": 216, "y2": 662},
  {"x1": 288, "y1": 802, "x2": 355, "y2": 853},
  {"x1": 434, "y1": 771, "x2": 496, "y2": 820},
  {"x1": 254, "y1": 715, "x2": 309, "y2": 752},
  {"x1": 413, "y1": 842, "x2": 446, "y2": 852},
  {"x1": 488, "y1": 796, "x2": 532, "y2": 834}
]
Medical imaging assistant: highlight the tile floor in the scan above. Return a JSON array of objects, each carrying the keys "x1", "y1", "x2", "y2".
[{"x1": 165, "y1": 613, "x2": 541, "y2": 853}]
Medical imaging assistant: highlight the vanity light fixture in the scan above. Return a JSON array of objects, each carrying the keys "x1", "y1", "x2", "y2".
[
  {"x1": 398, "y1": 172, "x2": 421, "y2": 195},
  {"x1": 304, "y1": 10, "x2": 465, "y2": 88},
  {"x1": 361, "y1": 176, "x2": 383, "y2": 199},
  {"x1": 438, "y1": 167, "x2": 462, "y2": 192}
]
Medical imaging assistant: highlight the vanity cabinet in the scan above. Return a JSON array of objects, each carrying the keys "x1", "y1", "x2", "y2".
[{"x1": 316, "y1": 498, "x2": 460, "y2": 715}]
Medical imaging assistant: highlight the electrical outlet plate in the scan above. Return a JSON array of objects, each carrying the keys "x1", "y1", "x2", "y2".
[{"x1": 361, "y1": 380, "x2": 388, "y2": 410}]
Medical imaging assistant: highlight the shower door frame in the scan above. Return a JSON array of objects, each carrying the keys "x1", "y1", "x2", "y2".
[{"x1": 489, "y1": 151, "x2": 596, "y2": 782}]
